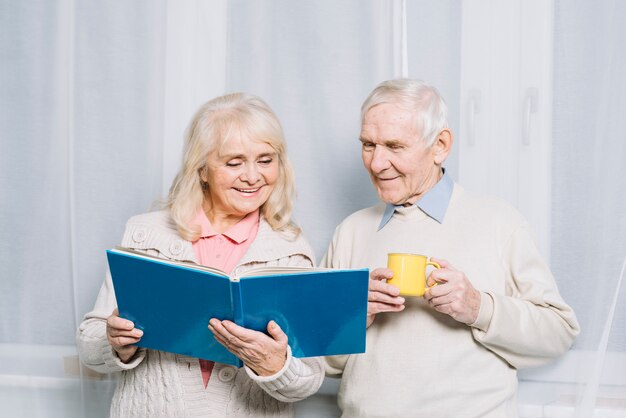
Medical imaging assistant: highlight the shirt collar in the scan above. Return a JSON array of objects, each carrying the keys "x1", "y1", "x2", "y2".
[
  {"x1": 378, "y1": 170, "x2": 454, "y2": 230},
  {"x1": 191, "y1": 209, "x2": 260, "y2": 244}
]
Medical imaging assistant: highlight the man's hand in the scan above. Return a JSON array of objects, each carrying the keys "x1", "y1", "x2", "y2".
[
  {"x1": 424, "y1": 258, "x2": 481, "y2": 325},
  {"x1": 209, "y1": 319, "x2": 288, "y2": 376},
  {"x1": 367, "y1": 268, "x2": 405, "y2": 327},
  {"x1": 106, "y1": 308, "x2": 143, "y2": 363}
]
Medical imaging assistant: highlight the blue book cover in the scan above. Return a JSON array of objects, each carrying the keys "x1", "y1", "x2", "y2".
[{"x1": 106, "y1": 247, "x2": 368, "y2": 367}]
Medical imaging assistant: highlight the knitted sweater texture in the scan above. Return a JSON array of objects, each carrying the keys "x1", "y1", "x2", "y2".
[{"x1": 77, "y1": 210, "x2": 324, "y2": 417}]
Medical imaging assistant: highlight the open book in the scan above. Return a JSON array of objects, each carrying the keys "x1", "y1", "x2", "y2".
[{"x1": 106, "y1": 247, "x2": 368, "y2": 367}]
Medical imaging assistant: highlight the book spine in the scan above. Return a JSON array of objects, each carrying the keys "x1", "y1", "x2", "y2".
[{"x1": 229, "y1": 279, "x2": 244, "y2": 328}]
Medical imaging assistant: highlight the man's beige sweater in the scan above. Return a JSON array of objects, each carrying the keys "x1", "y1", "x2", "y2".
[{"x1": 322, "y1": 184, "x2": 579, "y2": 418}]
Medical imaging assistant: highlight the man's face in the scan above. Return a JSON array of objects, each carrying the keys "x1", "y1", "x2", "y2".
[{"x1": 360, "y1": 103, "x2": 442, "y2": 206}]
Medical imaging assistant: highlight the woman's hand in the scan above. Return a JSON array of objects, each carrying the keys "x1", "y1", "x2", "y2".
[
  {"x1": 209, "y1": 319, "x2": 288, "y2": 376},
  {"x1": 106, "y1": 308, "x2": 143, "y2": 363},
  {"x1": 367, "y1": 267, "x2": 405, "y2": 327}
]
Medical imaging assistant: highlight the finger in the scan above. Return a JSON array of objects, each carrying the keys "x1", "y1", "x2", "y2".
[
  {"x1": 370, "y1": 279, "x2": 402, "y2": 296},
  {"x1": 424, "y1": 286, "x2": 436, "y2": 301},
  {"x1": 107, "y1": 316, "x2": 143, "y2": 339},
  {"x1": 426, "y1": 276, "x2": 437, "y2": 287},
  {"x1": 211, "y1": 331, "x2": 235, "y2": 350},
  {"x1": 424, "y1": 282, "x2": 454, "y2": 302},
  {"x1": 109, "y1": 308, "x2": 135, "y2": 329},
  {"x1": 430, "y1": 257, "x2": 453, "y2": 270},
  {"x1": 430, "y1": 301, "x2": 454, "y2": 316},
  {"x1": 222, "y1": 320, "x2": 270, "y2": 346},
  {"x1": 369, "y1": 286, "x2": 405, "y2": 304},
  {"x1": 210, "y1": 320, "x2": 248, "y2": 351},
  {"x1": 267, "y1": 321, "x2": 288, "y2": 345},
  {"x1": 208, "y1": 318, "x2": 234, "y2": 340},
  {"x1": 370, "y1": 268, "x2": 394, "y2": 281},
  {"x1": 425, "y1": 278, "x2": 455, "y2": 299},
  {"x1": 108, "y1": 326, "x2": 144, "y2": 338},
  {"x1": 108, "y1": 315, "x2": 135, "y2": 331},
  {"x1": 109, "y1": 335, "x2": 141, "y2": 348},
  {"x1": 369, "y1": 297, "x2": 405, "y2": 314},
  {"x1": 368, "y1": 301, "x2": 405, "y2": 315},
  {"x1": 221, "y1": 320, "x2": 256, "y2": 342},
  {"x1": 209, "y1": 323, "x2": 237, "y2": 347},
  {"x1": 426, "y1": 267, "x2": 457, "y2": 287},
  {"x1": 427, "y1": 292, "x2": 456, "y2": 308}
]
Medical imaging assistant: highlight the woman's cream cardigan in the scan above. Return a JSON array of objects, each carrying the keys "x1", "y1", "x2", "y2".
[{"x1": 77, "y1": 210, "x2": 324, "y2": 418}]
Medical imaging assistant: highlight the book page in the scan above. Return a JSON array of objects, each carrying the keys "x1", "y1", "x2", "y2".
[
  {"x1": 236, "y1": 265, "x2": 332, "y2": 278},
  {"x1": 112, "y1": 246, "x2": 229, "y2": 277}
]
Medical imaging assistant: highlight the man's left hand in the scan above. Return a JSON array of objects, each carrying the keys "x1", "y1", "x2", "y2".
[{"x1": 424, "y1": 258, "x2": 481, "y2": 325}]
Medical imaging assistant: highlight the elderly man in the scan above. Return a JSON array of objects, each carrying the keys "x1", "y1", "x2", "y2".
[{"x1": 322, "y1": 79, "x2": 579, "y2": 417}]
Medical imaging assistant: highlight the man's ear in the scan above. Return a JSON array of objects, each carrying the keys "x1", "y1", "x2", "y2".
[{"x1": 433, "y1": 128, "x2": 453, "y2": 164}]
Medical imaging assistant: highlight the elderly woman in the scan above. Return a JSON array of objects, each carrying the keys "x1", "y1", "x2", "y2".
[{"x1": 76, "y1": 93, "x2": 324, "y2": 417}]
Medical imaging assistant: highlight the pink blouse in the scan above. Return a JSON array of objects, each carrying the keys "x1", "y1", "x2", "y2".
[{"x1": 190, "y1": 208, "x2": 260, "y2": 387}]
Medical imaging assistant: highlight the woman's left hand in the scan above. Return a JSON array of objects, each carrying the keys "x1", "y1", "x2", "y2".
[{"x1": 208, "y1": 319, "x2": 288, "y2": 376}]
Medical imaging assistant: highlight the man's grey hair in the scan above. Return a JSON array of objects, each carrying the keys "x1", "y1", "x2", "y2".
[{"x1": 361, "y1": 79, "x2": 449, "y2": 146}]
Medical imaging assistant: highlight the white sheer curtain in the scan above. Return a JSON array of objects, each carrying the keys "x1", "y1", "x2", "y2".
[
  {"x1": 517, "y1": 1, "x2": 626, "y2": 416},
  {"x1": 225, "y1": 0, "x2": 461, "y2": 258},
  {"x1": 1, "y1": 1, "x2": 166, "y2": 416},
  {"x1": 1, "y1": 1, "x2": 624, "y2": 417}
]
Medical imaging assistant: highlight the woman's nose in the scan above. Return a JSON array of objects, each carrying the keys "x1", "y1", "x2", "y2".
[{"x1": 241, "y1": 163, "x2": 261, "y2": 183}]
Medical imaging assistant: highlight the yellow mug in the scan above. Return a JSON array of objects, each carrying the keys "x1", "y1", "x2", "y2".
[{"x1": 387, "y1": 253, "x2": 441, "y2": 297}]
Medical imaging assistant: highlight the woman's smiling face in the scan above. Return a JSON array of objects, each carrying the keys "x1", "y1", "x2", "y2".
[{"x1": 201, "y1": 133, "x2": 279, "y2": 220}]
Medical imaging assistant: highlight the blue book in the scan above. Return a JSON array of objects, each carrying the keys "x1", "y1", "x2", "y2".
[{"x1": 106, "y1": 247, "x2": 368, "y2": 367}]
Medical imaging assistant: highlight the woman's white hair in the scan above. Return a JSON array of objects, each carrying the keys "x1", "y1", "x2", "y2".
[
  {"x1": 361, "y1": 79, "x2": 449, "y2": 146},
  {"x1": 166, "y1": 93, "x2": 299, "y2": 241}
]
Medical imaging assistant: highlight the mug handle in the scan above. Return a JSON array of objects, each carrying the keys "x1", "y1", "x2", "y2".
[{"x1": 425, "y1": 260, "x2": 441, "y2": 292}]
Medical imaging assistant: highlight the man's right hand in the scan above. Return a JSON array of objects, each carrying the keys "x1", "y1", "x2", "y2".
[
  {"x1": 367, "y1": 268, "x2": 405, "y2": 327},
  {"x1": 107, "y1": 308, "x2": 143, "y2": 363}
]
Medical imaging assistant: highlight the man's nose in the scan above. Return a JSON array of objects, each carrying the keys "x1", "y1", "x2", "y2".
[{"x1": 369, "y1": 147, "x2": 390, "y2": 173}]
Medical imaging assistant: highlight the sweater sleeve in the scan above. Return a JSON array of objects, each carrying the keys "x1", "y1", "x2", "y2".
[
  {"x1": 75, "y1": 270, "x2": 147, "y2": 373},
  {"x1": 471, "y1": 222, "x2": 580, "y2": 369},
  {"x1": 246, "y1": 346, "x2": 325, "y2": 402}
]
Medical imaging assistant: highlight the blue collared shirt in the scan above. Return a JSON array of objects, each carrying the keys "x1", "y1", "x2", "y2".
[{"x1": 378, "y1": 171, "x2": 454, "y2": 230}]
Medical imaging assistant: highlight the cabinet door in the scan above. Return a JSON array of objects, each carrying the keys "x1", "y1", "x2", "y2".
[{"x1": 459, "y1": 0, "x2": 553, "y2": 259}]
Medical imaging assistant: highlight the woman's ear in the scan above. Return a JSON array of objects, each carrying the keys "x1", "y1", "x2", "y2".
[
  {"x1": 198, "y1": 166, "x2": 208, "y2": 183},
  {"x1": 433, "y1": 129, "x2": 453, "y2": 164}
]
